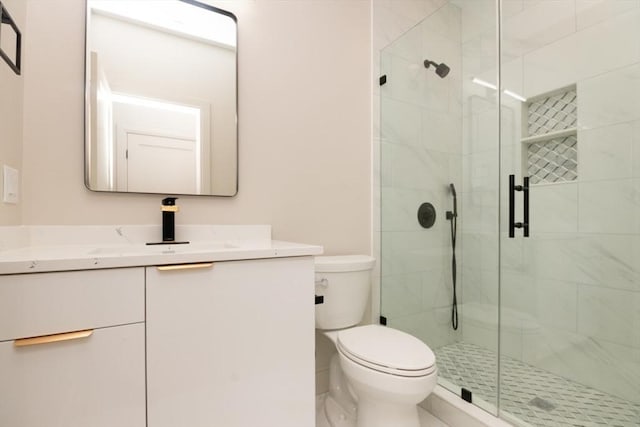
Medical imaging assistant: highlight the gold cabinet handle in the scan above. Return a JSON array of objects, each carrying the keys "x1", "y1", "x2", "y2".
[
  {"x1": 14, "y1": 329, "x2": 94, "y2": 347},
  {"x1": 157, "y1": 262, "x2": 214, "y2": 271}
]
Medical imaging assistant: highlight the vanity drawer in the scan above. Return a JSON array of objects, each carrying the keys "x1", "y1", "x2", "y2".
[{"x1": 0, "y1": 268, "x2": 144, "y2": 342}]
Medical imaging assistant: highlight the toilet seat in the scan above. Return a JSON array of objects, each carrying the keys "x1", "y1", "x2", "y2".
[{"x1": 337, "y1": 325, "x2": 436, "y2": 377}]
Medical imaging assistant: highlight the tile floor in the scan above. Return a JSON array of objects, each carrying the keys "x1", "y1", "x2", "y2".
[
  {"x1": 315, "y1": 393, "x2": 449, "y2": 427},
  {"x1": 435, "y1": 342, "x2": 640, "y2": 427}
]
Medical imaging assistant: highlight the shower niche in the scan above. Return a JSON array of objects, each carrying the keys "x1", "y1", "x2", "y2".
[{"x1": 521, "y1": 85, "x2": 578, "y2": 185}]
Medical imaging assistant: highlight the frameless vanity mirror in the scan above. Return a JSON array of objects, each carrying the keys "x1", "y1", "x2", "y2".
[{"x1": 84, "y1": 0, "x2": 237, "y2": 196}]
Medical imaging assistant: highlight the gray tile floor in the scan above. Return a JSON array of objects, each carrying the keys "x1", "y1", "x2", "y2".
[{"x1": 435, "y1": 342, "x2": 640, "y2": 427}]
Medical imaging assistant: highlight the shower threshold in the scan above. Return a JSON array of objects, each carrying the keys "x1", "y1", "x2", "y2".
[{"x1": 434, "y1": 342, "x2": 640, "y2": 427}]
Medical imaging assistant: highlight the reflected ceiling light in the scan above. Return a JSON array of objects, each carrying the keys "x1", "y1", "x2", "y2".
[
  {"x1": 471, "y1": 77, "x2": 527, "y2": 102},
  {"x1": 111, "y1": 93, "x2": 200, "y2": 115},
  {"x1": 503, "y1": 89, "x2": 527, "y2": 103},
  {"x1": 471, "y1": 77, "x2": 497, "y2": 90},
  {"x1": 89, "y1": 0, "x2": 236, "y2": 48}
]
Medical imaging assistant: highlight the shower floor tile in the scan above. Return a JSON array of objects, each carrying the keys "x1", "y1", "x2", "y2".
[{"x1": 435, "y1": 342, "x2": 640, "y2": 427}]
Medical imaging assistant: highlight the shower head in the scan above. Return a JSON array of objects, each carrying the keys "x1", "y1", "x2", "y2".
[
  {"x1": 449, "y1": 183, "x2": 457, "y2": 198},
  {"x1": 424, "y1": 59, "x2": 450, "y2": 78}
]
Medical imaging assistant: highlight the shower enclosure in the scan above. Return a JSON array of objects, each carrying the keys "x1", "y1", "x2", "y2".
[{"x1": 379, "y1": 1, "x2": 640, "y2": 425}]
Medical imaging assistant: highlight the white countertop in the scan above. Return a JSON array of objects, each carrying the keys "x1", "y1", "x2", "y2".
[{"x1": 0, "y1": 225, "x2": 323, "y2": 275}]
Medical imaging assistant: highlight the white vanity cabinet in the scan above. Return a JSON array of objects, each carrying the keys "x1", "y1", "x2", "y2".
[
  {"x1": 146, "y1": 256, "x2": 316, "y2": 427},
  {"x1": 0, "y1": 268, "x2": 146, "y2": 427}
]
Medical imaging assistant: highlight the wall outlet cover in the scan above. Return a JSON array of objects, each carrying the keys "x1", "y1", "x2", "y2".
[{"x1": 3, "y1": 165, "x2": 19, "y2": 204}]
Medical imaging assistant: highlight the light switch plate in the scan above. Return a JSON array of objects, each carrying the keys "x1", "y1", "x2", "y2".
[{"x1": 3, "y1": 165, "x2": 19, "y2": 204}]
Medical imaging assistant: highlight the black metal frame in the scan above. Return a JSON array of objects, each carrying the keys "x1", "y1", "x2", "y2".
[{"x1": 0, "y1": 1, "x2": 22, "y2": 75}]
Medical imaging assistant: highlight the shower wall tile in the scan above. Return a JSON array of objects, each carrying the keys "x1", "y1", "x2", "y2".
[
  {"x1": 461, "y1": 232, "x2": 499, "y2": 271},
  {"x1": 380, "y1": 142, "x2": 393, "y2": 187},
  {"x1": 463, "y1": 107, "x2": 498, "y2": 153},
  {"x1": 531, "y1": 277, "x2": 579, "y2": 333},
  {"x1": 460, "y1": 190, "x2": 499, "y2": 233},
  {"x1": 500, "y1": 269, "x2": 535, "y2": 318},
  {"x1": 421, "y1": 2, "x2": 461, "y2": 43},
  {"x1": 421, "y1": 109, "x2": 462, "y2": 154},
  {"x1": 463, "y1": 151, "x2": 499, "y2": 193},
  {"x1": 525, "y1": 234, "x2": 588, "y2": 284},
  {"x1": 577, "y1": 284, "x2": 637, "y2": 346},
  {"x1": 578, "y1": 62, "x2": 640, "y2": 129},
  {"x1": 460, "y1": 300, "x2": 499, "y2": 353},
  {"x1": 576, "y1": 234, "x2": 640, "y2": 291},
  {"x1": 523, "y1": 10, "x2": 640, "y2": 97},
  {"x1": 391, "y1": 143, "x2": 456, "y2": 190},
  {"x1": 372, "y1": 0, "x2": 447, "y2": 54},
  {"x1": 461, "y1": 265, "x2": 499, "y2": 307},
  {"x1": 459, "y1": 0, "x2": 496, "y2": 45},
  {"x1": 390, "y1": 308, "x2": 460, "y2": 350},
  {"x1": 576, "y1": 0, "x2": 640, "y2": 30},
  {"x1": 529, "y1": 183, "x2": 578, "y2": 233},
  {"x1": 502, "y1": 0, "x2": 577, "y2": 59},
  {"x1": 579, "y1": 123, "x2": 634, "y2": 181},
  {"x1": 521, "y1": 327, "x2": 640, "y2": 403},
  {"x1": 381, "y1": 272, "x2": 424, "y2": 318},
  {"x1": 381, "y1": 187, "x2": 447, "y2": 232},
  {"x1": 381, "y1": 97, "x2": 422, "y2": 146},
  {"x1": 632, "y1": 120, "x2": 640, "y2": 177},
  {"x1": 383, "y1": 230, "x2": 449, "y2": 277},
  {"x1": 422, "y1": 266, "x2": 455, "y2": 310},
  {"x1": 578, "y1": 179, "x2": 636, "y2": 234}
]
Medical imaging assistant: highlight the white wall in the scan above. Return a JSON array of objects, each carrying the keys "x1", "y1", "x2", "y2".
[
  {"x1": 0, "y1": 0, "x2": 26, "y2": 225},
  {"x1": 21, "y1": 0, "x2": 371, "y2": 257}
]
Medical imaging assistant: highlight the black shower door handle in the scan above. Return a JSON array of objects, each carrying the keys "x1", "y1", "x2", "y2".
[{"x1": 509, "y1": 174, "x2": 529, "y2": 238}]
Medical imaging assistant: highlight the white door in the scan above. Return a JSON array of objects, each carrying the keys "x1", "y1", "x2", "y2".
[{"x1": 126, "y1": 132, "x2": 198, "y2": 194}]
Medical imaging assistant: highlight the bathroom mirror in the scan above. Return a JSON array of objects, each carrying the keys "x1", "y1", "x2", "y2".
[{"x1": 84, "y1": 0, "x2": 237, "y2": 196}]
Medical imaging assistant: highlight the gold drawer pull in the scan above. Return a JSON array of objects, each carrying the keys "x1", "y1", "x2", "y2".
[
  {"x1": 157, "y1": 262, "x2": 214, "y2": 271},
  {"x1": 14, "y1": 329, "x2": 94, "y2": 347}
]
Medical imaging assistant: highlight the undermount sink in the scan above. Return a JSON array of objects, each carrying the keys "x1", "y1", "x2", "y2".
[{"x1": 87, "y1": 241, "x2": 238, "y2": 256}]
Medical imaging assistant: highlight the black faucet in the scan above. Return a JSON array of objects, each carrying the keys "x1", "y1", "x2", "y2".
[{"x1": 161, "y1": 197, "x2": 179, "y2": 242}]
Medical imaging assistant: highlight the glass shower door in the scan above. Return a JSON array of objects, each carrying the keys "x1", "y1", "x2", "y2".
[
  {"x1": 498, "y1": 0, "x2": 640, "y2": 425},
  {"x1": 379, "y1": 0, "x2": 501, "y2": 416}
]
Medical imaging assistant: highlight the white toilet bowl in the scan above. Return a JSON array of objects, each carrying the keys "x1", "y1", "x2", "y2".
[
  {"x1": 315, "y1": 255, "x2": 437, "y2": 427},
  {"x1": 324, "y1": 325, "x2": 437, "y2": 427}
]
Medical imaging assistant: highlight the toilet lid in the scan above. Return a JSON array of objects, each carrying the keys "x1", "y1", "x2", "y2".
[{"x1": 337, "y1": 325, "x2": 436, "y2": 377}]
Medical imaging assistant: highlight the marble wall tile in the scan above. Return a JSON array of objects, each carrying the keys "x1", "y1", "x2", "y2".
[
  {"x1": 578, "y1": 179, "x2": 636, "y2": 233},
  {"x1": 502, "y1": 0, "x2": 577, "y2": 59},
  {"x1": 422, "y1": 262, "x2": 456, "y2": 310},
  {"x1": 381, "y1": 186, "x2": 446, "y2": 232},
  {"x1": 381, "y1": 96, "x2": 422, "y2": 145},
  {"x1": 632, "y1": 120, "x2": 640, "y2": 177},
  {"x1": 579, "y1": 123, "x2": 634, "y2": 181},
  {"x1": 422, "y1": 109, "x2": 462, "y2": 154},
  {"x1": 381, "y1": 272, "x2": 425, "y2": 318},
  {"x1": 380, "y1": 141, "x2": 393, "y2": 187},
  {"x1": 576, "y1": 0, "x2": 640, "y2": 30},
  {"x1": 577, "y1": 284, "x2": 638, "y2": 345},
  {"x1": 389, "y1": 308, "x2": 460, "y2": 350},
  {"x1": 383, "y1": 229, "x2": 449, "y2": 277},
  {"x1": 524, "y1": 10, "x2": 640, "y2": 97},
  {"x1": 529, "y1": 183, "x2": 578, "y2": 233},
  {"x1": 578, "y1": 62, "x2": 640, "y2": 129},
  {"x1": 460, "y1": 190, "x2": 499, "y2": 233},
  {"x1": 521, "y1": 327, "x2": 640, "y2": 403},
  {"x1": 461, "y1": 264, "x2": 499, "y2": 306},
  {"x1": 391, "y1": 143, "x2": 456, "y2": 190}
]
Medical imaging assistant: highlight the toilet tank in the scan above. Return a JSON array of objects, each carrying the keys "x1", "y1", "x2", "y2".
[{"x1": 315, "y1": 255, "x2": 376, "y2": 330}]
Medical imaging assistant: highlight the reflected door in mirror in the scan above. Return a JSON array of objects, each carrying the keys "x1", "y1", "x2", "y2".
[{"x1": 85, "y1": 0, "x2": 238, "y2": 196}]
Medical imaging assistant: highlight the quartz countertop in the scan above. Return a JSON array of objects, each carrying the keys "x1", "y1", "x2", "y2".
[{"x1": 0, "y1": 225, "x2": 323, "y2": 275}]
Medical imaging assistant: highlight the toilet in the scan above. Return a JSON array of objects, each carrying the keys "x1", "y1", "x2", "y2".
[{"x1": 315, "y1": 255, "x2": 437, "y2": 427}]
